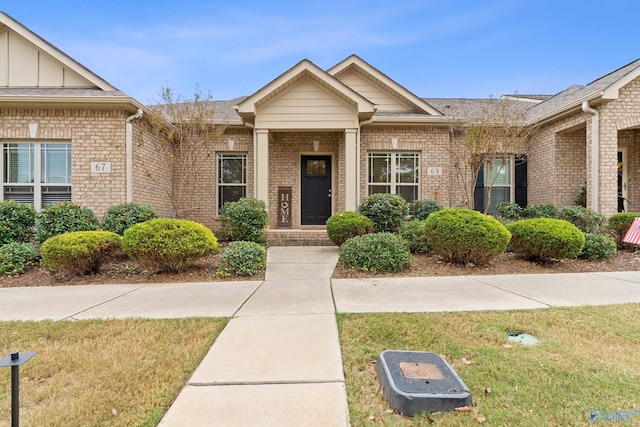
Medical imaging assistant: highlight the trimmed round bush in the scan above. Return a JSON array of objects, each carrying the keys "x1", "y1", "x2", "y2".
[
  {"x1": 358, "y1": 193, "x2": 409, "y2": 233},
  {"x1": 608, "y1": 212, "x2": 640, "y2": 247},
  {"x1": 399, "y1": 219, "x2": 430, "y2": 253},
  {"x1": 579, "y1": 233, "x2": 617, "y2": 260},
  {"x1": 35, "y1": 202, "x2": 99, "y2": 243},
  {"x1": 507, "y1": 218, "x2": 585, "y2": 261},
  {"x1": 424, "y1": 208, "x2": 510, "y2": 265},
  {"x1": 522, "y1": 204, "x2": 558, "y2": 219},
  {"x1": 409, "y1": 199, "x2": 443, "y2": 220},
  {"x1": 40, "y1": 231, "x2": 121, "y2": 276},
  {"x1": 122, "y1": 219, "x2": 218, "y2": 272},
  {"x1": 339, "y1": 232, "x2": 411, "y2": 272},
  {"x1": 496, "y1": 202, "x2": 523, "y2": 221},
  {"x1": 101, "y1": 203, "x2": 158, "y2": 235},
  {"x1": 0, "y1": 242, "x2": 39, "y2": 276},
  {"x1": 220, "y1": 197, "x2": 268, "y2": 243},
  {"x1": 326, "y1": 211, "x2": 373, "y2": 246},
  {"x1": 218, "y1": 241, "x2": 266, "y2": 276},
  {"x1": 0, "y1": 201, "x2": 36, "y2": 244},
  {"x1": 559, "y1": 205, "x2": 607, "y2": 233}
]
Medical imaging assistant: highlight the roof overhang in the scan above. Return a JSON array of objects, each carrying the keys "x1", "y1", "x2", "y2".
[
  {"x1": 235, "y1": 59, "x2": 376, "y2": 124},
  {"x1": 328, "y1": 55, "x2": 443, "y2": 116},
  {"x1": 0, "y1": 94, "x2": 146, "y2": 113}
]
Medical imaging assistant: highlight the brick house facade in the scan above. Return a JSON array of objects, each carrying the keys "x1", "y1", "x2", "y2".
[{"x1": 2, "y1": 12, "x2": 640, "y2": 232}]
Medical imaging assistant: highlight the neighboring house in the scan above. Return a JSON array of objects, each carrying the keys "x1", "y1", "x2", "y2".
[{"x1": 2, "y1": 11, "x2": 640, "y2": 234}]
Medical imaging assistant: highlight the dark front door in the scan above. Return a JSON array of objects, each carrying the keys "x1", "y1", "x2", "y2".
[{"x1": 301, "y1": 155, "x2": 332, "y2": 225}]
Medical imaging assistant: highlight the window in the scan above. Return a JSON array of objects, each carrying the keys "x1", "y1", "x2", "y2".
[
  {"x1": 474, "y1": 155, "x2": 527, "y2": 215},
  {"x1": 368, "y1": 152, "x2": 419, "y2": 202},
  {"x1": 2, "y1": 142, "x2": 72, "y2": 209},
  {"x1": 217, "y1": 153, "x2": 247, "y2": 213}
]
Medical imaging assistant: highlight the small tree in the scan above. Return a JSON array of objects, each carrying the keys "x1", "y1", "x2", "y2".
[
  {"x1": 449, "y1": 98, "x2": 534, "y2": 213},
  {"x1": 141, "y1": 86, "x2": 224, "y2": 219}
]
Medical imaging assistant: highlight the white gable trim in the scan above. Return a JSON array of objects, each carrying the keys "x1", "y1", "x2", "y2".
[
  {"x1": 0, "y1": 12, "x2": 116, "y2": 91},
  {"x1": 602, "y1": 66, "x2": 640, "y2": 100},
  {"x1": 328, "y1": 55, "x2": 443, "y2": 116},
  {"x1": 236, "y1": 59, "x2": 376, "y2": 121}
]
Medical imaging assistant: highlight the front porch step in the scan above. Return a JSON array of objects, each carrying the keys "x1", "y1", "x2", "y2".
[{"x1": 266, "y1": 229, "x2": 335, "y2": 246}]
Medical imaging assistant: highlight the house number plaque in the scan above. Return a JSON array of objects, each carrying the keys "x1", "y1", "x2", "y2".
[{"x1": 278, "y1": 187, "x2": 292, "y2": 228}]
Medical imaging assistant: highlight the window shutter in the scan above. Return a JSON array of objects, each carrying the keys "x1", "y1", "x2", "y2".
[
  {"x1": 515, "y1": 156, "x2": 527, "y2": 208},
  {"x1": 474, "y1": 167, "x2": 485, "y2": 212}
]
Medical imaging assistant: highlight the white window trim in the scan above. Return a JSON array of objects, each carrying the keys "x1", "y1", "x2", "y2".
[
  {"x1": 2, "y1": 141, "x2": 72, "y2": 210},
  {"x1": 367, "y1": 152, "x2": 420, "y2": 200},
  {"x1": 216, "y1": 152, "x2": 248, "y2": 214}
]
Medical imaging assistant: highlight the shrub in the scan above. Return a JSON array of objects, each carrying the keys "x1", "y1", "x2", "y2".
[
  {"x1": 0, "y1": 242, "x2": 40, "y2": 276},
  {"x1": 579, "y1": 233, "x2": 617, "y2": 260},
  {"x1": 40, "y1": 231, "x2": 121, "y2": 275},
  {"x1": 326, "y1": 211, "x2": 373, "y2": 246},
  {"x1": 522, "y1": 204, "x2": 557, "y2": 219},
  {"x1": 496, "y1": 202, "x2": 523, "y2": 221},
  {"x1": 0, "y1": 201, "x2": 36, "y2": 244},
  {"x1": 507, "y1": 218, "x2": 585, "y2": 261},
  {"x1": 424, "y1": 208, "x2": 510, "y2": 265},
  {"x1": 408, "y1": 199, "x2": 443, "y2": 220},
  {"x1": 122, "y1": 219, "x2": 218, "y2": 272},
  {"x1": 218, "y1": 241, "x2": 266, "y2": 276},
  {"x1": 559, "y1": 205, "x2": 607, "y2": 234},
  {"x1": 522, "y1": 203, "x2": 558, "y2": 219},
  {"x1": 101, "y1": 203, "x2": 158, "y2": 235},
  {"x1": 399, "y1": 220, "x2": 431, "y2": 253},
  {"x1": 220, "y1": 197, "x2": 268, "y2": 243},
  {"x1": 608, "y1": 212, "x2": 640, "y2": 248},
  {"x1": 35, "y1": 202, "x2": 99, "y2": 243},
  {"x1": 339, "y1": 232, "x2": 411, "y2": 272},
  {"x1": 358, "y1": 193, "x2": 409, "y2": 233}
]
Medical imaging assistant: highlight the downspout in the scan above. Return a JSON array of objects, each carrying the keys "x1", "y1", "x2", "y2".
[
  {"x1": 581, "y1": 101, "x2": 599, "y2": 212},
  {"x1": 125, "y1": 109, "x2": 144, "y2": 203}
]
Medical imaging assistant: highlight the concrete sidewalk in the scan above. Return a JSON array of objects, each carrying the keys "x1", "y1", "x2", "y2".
[{"x1": 2, "y1": 247, "x2": 640, "y2": 426}]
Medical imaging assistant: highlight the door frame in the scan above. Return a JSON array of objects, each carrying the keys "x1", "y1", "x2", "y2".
[
  {"x1": 300, "y1": 153, "x2": 333, "y2": 226},
  {"x1": 618, "y1": 147, "x2": 628, "y2": 212}
]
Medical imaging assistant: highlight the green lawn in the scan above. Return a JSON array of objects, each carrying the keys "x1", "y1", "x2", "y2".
[
  {"x1": 338, "y1": 304, "x2": 640, "y2": 426},
  {"x1": 0, "y1": 318, "x2": 226, "y2": 427}
]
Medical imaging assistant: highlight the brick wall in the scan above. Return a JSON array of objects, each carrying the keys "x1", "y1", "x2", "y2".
[
  {"x1": 360, "y1": 126, "x2": 451, "y2": 205},
  {"x1": 1, "y1": 107, "x2": 129, "y2": 217}
]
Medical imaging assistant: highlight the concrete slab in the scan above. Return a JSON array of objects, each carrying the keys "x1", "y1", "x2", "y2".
[
  {"x1": 158, "y1": 382, "x2": 349, "y2": 427},
  {"x1": 74, "y1": 281, "x2": 262, "y2": 319},
  {"x1": 189, "y1": 314, "x2": 344, "y2": 384},
  {"x1": 236, "y1": 280, "x2": 334, "y2": 316},
  {"x1": 331, "y1": 277, "x2": 548, "y2": 313},
  {"x1": 0, "y1": 284, "x2": 143, "y2": 321},
  {"x1": 592, "y1": 271, "x2": 640, "y2": 284},
  {"x1": 265, "y1": 262, "x2": 336, "y2": 281},
  {"x1": 471, "y1": 273, "x2": 640, "y2": 307},
  {"x1": 266, "y1": 246, "x2": 339, "y2": 264}
]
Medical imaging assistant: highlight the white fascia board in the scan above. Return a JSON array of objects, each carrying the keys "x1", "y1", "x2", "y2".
[{"x1": 329, "y1": 55, "x2": 443, "y2": 116}]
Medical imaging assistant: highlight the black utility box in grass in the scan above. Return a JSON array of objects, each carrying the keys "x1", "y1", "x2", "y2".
[{"x1": 375, "y1": 350, "x2": 472, "y2": 416}]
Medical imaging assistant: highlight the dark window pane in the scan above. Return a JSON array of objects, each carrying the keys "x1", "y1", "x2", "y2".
[
  {"x1": 368, "y1": 185, "x2": 390, "y2": 195},
  {"x1": 306, "y1": 160, "x2": 326, "y2": 175},
  {"x1": 397, "y1": 185, "x2": 418, "y2": 202},
  {"x1": 218, "y1": 186, "x2": 246, "y2": 212}
]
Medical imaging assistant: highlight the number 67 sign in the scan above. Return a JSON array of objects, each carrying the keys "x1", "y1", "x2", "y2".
[{"x1": 91, "y1": 162, "x2": 111, "y2": 173}]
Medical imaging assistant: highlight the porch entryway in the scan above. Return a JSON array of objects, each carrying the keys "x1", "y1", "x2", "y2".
[{"x1": 301, "y1": 155, "x2": 332, "y2": 225}]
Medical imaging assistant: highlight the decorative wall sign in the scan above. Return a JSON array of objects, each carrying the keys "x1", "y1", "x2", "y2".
[{"x1": 278, "y1": 187, "x2": 292, "y2": 228}]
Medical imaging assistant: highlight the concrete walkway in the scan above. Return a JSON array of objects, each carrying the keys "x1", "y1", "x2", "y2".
[{"x1": 3, "y1": 247, "x2": 640, "y2": 426}]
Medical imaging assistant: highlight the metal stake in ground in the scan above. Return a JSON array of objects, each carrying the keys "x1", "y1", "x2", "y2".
[{"x1": 1, "y1": 351, "x2": 36, "y2": 427}]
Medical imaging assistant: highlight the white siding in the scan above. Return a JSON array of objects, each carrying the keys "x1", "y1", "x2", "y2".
[
  {"x1": 256, "y1": 77, "x2": 358, "y2": 129},
  {"x1": 337, "y1": 70, "x2": 413, "y2": 112},
  {"x1": 1, "y1": 29, "x2": 92, "y2": 87}
]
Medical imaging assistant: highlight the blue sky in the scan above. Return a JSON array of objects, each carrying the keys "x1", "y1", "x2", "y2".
[{"x1": 4, "y1": 1, "x2": 640, "y2": 104}]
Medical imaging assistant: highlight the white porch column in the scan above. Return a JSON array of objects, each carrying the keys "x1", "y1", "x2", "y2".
[
  {"x1": 345, "y1": 128, "x2": 358, "y2": 211},
  {"x1": 254, "y1": 129, "x2": 270, "y2": 209}
]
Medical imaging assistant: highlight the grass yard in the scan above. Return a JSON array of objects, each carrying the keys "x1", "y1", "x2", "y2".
[
  {"x1": 0, "y1": 318, "x2": 226, "y2": 426},
  {"x1": 338, "y1": 304, "x2": 640, "y2": 426}
]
